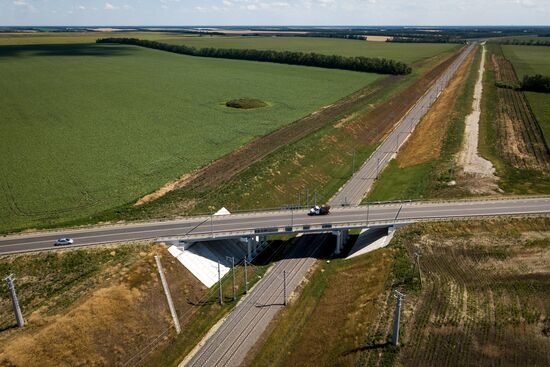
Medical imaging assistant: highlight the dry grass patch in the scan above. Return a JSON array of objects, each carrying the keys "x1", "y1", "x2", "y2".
[
  {"x1": 0, "y1": 243, "x2": 205, "y2": 367},
  {"x1": 247, "y1": 248, "x2": 394, "y2": 367},
  {"x1": 398, "y1": 50, "x2": 475, "y2": 168}
]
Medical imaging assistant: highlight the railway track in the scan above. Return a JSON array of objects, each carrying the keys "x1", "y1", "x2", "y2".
[{"x1": 184, "y1": 234, "x2": 329, "y2": 367}]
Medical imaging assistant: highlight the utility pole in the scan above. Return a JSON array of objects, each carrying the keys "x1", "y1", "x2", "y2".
[
  {"x1": 243, "y1": 257, "x2": 248, "y2": 294},
  {"x1": 414, "y1": 252, "x2": 422, "y2": 288},
  {"x1": 298, "y1": 192, "x2": 301, "y2": 208},
  {"x1": 154, "y1": 256, "x2": 181, "y2": 334},
  {"x1": 352, "y1": 149, "x2": 356, "y2": 174},
  {"x1": 283, "y1": 270, "x2": 287, "y2": 306},
  {"x1": 314, "y1": 191, "x2": 317, "y2": 207},
  {"x1": 376, "y1": 157, "x2": 381, "y2": 180},
  {"x1": 367, "y1": 203, "x2": 370, "y2": 224},
  {"x1": 210, "y1": 213, "x2": 213, "y2": 237},
  {"x1": 391, "y1": 290, "x2": 405, "y2": 345},
  {"x1": 218, "y1": 260, "x2": 223, "y2": 305},
  {"x1": 226, "y1": 256, "x2": 236, "y2": 301},
  {"x1": 4, "y1": 274, "x2": 24, "y2": 328},
  {"x1": 306, "y1": 189, "x2": 309, "y2": 208}
]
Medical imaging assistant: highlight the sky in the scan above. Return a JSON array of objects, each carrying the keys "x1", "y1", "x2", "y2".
[{"x1": 1, "y1": 0, "x2": 549, "y2": 26}]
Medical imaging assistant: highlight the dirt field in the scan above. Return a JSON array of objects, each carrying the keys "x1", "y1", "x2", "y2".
[
  {"x1": 491, "y1": 45, "x2": 550, "y2": 171},
  {"x1": 364, "y1": 218, "x2": 550, "y2": 367},
  {"x1": 0, "y1": 244, "x2": 206, "y2": 367}
]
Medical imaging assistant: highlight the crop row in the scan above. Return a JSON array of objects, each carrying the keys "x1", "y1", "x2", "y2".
[{"x1": 492, "y1": 46, "x2": 550, "y2": 171}]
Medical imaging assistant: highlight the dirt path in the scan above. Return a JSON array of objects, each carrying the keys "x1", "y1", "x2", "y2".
[{"x1": 457, "y1": 44, "x2": 496, "y2": 178}]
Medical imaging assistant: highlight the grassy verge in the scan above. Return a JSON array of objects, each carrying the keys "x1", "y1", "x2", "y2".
[
  {"x1": 365, "y1": 46, "x2": 480, "y2": 202},
  {"x1": 248, "y1": 247, "x2": 395, "y2": 367}
]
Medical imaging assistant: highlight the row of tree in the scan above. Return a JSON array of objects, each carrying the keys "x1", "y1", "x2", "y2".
[
  {"x1": 96, "y1": 38, "x2": 412, "y2": 75},
  {"x1": 498, "y1": 39, "x2": 550, "y2": 47},
  {"x1": 388, "y1": 37, "x2": 466, "y2": 44},
  {"x1": 521, "y1": 74, "x2": 550, "y2": 93}
]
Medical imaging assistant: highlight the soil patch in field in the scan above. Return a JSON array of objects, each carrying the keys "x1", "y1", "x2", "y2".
[{"x1": 225, "y1": 98, "x2": 268, "y2": 109}]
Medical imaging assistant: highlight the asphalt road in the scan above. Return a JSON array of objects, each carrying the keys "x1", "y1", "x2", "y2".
[
  {"x1": 182, "y1": 234, "x2": 329, "y2": 367},
  {"x1": 330, "y1": 43, "x2": 476, "y2": 206},
  {"x1": 1, "y1": 197, "x2": 549, "y2": 255}
]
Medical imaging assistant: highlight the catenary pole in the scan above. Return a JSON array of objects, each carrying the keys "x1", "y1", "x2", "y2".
[{"x1": 4, "y1": 274, "x2": 24, "y2": 328}]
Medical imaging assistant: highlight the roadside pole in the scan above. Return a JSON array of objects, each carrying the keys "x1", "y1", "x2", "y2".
[
  {"x1": 226, "y1": 256, "x2": 236, "y2": 301},
  {"x1": 283, "y1": 270, "x2": 287, "y2": 306},
  {"x1": 243, "y1": 257, "x2": 248, "y2": 294},
  {"x1": 4, "y1": 274, "x2": 24, "y2": 328},
  {"x1": 154, "y1": 256, "x2": 181, "y2": 334},
  {"x1": 218, "y1": 260, "x2": 223, "y2": 305},
  {"x1": 414, "y1": 252, "x2": 422, "y2": 288},
  {"x1": 391, "y1": 290, "x2": 405, "y2": 345}
]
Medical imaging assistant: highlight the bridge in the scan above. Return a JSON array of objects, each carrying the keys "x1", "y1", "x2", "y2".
[{"x1": 1, "y1": 197, "x2": 549, "y2": 256}]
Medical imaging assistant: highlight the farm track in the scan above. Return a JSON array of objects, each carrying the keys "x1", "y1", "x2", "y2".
[
  {"x1": 175, "y1": 51, "x2": 461, "y2": 194},
  {"x1": 491, "y1": 46, "x2": 550, "y2": 171}
]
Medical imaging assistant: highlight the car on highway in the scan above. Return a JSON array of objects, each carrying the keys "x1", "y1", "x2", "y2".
[
  {"x1": 54, "y1": 238, "x2": 74, "y2": 246},
  {"x1": 308, "y1": 205, "x2": 330, "y2": 216}
]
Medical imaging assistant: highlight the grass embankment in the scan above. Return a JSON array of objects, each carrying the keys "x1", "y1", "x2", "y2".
[
  {"x1": 479, "y1": 44, "x2": 550, "y2": 194},
  {"x1": 0, "y1": 42, "x2": 378, "y2": 234},
  {"x1": 0, "y1": 241, "x2": 280, "y2": 367},
  {"x1": 366, "y1": 46, "x2": 480, "y2": 202},
  {"x1": 248, "y1": 246, "x2": 395, "y2": 367},
  {"x1": 249, "y1": 217, "x2": 550, "y2": 367}
]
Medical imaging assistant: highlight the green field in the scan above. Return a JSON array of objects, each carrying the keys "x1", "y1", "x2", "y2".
[
  {"x1": 0, "y1": 31, "x2": 180, "y2": 45},
  {"x1": 161, "y1": 36, "x2": 458, "y2": 64},
  {"x1": 502, "y1": 45, "x2": 550, "y2": 147},
  {"x1": 0, "y1": 42, "x2": 380, "y2": 233},
  {"x1": 502, "y1": 44, "x2": 550, "y2": 77}
]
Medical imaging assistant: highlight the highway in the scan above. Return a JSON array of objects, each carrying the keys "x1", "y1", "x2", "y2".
[
  {"x1": 330, "y1": 43, "x2": 476, "y2": 206},
  {"x1": 1, "y1": 197, "x2": 549, "y2": 255}
]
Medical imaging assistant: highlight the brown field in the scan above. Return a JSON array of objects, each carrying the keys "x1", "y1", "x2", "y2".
[
  {"x1": 0, "y1": 244, "x2": 206, "y2": 367},
  {"x1": 491, "y1": 45, "x2": 550, "y2": 171},
  {"x1": 365, "y1": 218, "x2": 550, "y2": 367},
  {"x1": 398, "y1": 48, "x2": 475, "y2": 168}
]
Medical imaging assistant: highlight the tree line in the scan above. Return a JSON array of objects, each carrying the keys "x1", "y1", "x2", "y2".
[
  {"x1": 498, "y1": 39, "x2": 550, "y2": 47},
  {"x1": 521, "y1": 74, "x2": 550, "y2": 93},
  {"x1": 388, "y1": 37, "x2": 466, "y2": 44},
  {"x1": 96, "y1": 38, "x2": 412, "y2": 75}
]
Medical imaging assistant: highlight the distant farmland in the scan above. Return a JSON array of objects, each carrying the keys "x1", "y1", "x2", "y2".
[
  {"x1": 161, "y1": 36, "x2": 459, "y2": 64},
  {"x1": 0, "y1": 42, "x2": 380, "y2": 232},
  {"x1": 501, "y1": 45, "x2": 550, "y2": 152}
]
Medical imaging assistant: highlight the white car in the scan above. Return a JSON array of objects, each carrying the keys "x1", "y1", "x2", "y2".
[{"x1": 54, "y1": 238, "x2": 74, "y2": 246}]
